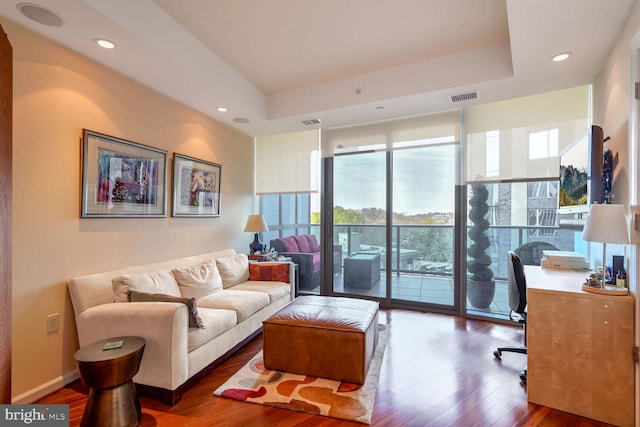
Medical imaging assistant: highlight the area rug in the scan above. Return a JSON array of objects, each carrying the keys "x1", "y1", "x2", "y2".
[{"x1": 213, "y1": 324, "x2": 388, "y2": 424}]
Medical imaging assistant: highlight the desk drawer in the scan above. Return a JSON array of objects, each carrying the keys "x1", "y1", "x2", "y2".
[{"x1": 527, "y1": 291, "x2": 634, "y2": 426}]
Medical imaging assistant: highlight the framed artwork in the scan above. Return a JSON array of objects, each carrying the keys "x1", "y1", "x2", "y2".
[
  {"x1": 81, "y1": 129, "x2": 168, "y2": 217},
  {"x1": 172, "y1": 153, "x2": 222, "y2": 217}
]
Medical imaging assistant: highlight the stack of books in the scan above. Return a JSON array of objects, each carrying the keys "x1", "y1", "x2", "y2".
[{"x1": 541, "y1": 250, "x2": 590, "y2": 269}]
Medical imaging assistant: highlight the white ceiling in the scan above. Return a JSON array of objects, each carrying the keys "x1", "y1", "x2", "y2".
[{"x1": 0, "y1": 0, "x2": 636, "y2": 137}]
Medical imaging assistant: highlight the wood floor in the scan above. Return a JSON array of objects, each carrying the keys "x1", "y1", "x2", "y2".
[{"x1": 38, "y1": 309, "x2": 616, "y2": 427}]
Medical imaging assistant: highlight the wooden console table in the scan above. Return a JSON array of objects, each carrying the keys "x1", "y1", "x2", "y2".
[{"x1": 525, "y1": 266, "x2": 635, "y2": 426}]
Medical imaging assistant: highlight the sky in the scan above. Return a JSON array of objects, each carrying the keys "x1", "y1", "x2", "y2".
[{"x1": 333, "y1": 145, "x2": 456, "y2": 215}]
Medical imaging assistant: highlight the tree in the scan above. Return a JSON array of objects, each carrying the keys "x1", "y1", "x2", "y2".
[{"x1": 332, "y1": 206, "x2": 366, "y2": 224}]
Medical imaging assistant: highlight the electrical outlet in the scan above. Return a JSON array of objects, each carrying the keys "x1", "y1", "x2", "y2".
[{"x1": 47, "y1": 313, "x2": 59, "y2": 333}]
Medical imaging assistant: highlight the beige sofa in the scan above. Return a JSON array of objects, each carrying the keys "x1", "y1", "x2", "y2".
[{"x1": 68, "y1": 249, "x2": 294, "y2": 405}]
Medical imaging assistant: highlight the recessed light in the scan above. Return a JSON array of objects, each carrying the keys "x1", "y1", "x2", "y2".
[
  {"x1": 551, "y1": 52, "x2": 570, "y2": 62},
  {"x1": 217, "y1": 107, "x2": 228, "y2": 112},
  {"x1": 95, "y1": 38, "x2": 115, "y2": 49}
]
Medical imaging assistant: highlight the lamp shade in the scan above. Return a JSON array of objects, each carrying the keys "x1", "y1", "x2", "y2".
[
  {"x1": 581, "y1": 204, "x2": 629, "y2": 244},
  {"x1": 244, "y1": 215, "x2": 269, "y2": 233}
]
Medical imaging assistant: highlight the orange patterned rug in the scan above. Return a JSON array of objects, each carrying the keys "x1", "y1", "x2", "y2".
[{"x1": 213, "y1": 325, "x2": 388, "y2": 424}]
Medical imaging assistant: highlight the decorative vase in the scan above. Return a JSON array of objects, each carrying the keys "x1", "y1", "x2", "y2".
[
  {"x1": 249, "y1": 232, "x2": 265, "y2": 253},
  {"x1": 467, "y1": 279, "x2": 496, "y2": 309}
]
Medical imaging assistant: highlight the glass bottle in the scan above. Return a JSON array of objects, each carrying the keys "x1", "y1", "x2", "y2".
[{"x1": 616, "y1": 270, "x2": 626, "y2": 288}]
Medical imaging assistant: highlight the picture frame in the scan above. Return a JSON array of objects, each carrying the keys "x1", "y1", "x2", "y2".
[
  {"x1": 172, "y1": 153, "x2": 222, "y2": 217},
  {"x1": 81, "y1": 129, "x2": 168, "y2": 218}
]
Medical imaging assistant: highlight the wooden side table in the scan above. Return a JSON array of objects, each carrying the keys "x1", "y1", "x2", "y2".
[
  {"x1": 248, "y1": 252, "x2": 278, "y2": 262},
  {"x1": 74, "y1": 336, "x2": 146, "y2": 427}
]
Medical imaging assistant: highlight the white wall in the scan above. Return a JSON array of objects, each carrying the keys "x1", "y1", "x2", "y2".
[
  {"x1": 592, "y1": 1, "x2": 640, "y2": 423},
  {"x1": 2, "y1": 18, "x2": 255, "y2": 402}
]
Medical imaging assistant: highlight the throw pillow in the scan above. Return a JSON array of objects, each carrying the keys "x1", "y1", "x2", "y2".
[
  {"x1": 127, "y1": 289, "x2": 205, "y2": 328},
  {"x1": 249, "y1": 263, "x2": 290, "y2": 283},
  {"x1": 112, "y1": 270, "x2": 181, "y2": 303},
  {"x1": 173, "y1": 260, "x2": 223, "y2": 299},
  {"x1": 215, "y1": 254, "x2": 250, "y2": 288}
]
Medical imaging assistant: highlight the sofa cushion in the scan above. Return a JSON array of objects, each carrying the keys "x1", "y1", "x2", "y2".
[
  {"x1": 127, "y1": 289, "x2": 205, "y2": 328},
  {"x1": 215, "y1": 254, "x2": 250, "y2": 288},
  {"x1": 187, "y1": 307, "x2": 237, "y2": 351},
  {"x1": 249, "y1": 263, "x2": 290, "y2": 283},
  {"x1": 173, "y1": 260, "x2": 223, "y2": 299},
  {"x1": 197, "y1": 289, "x2": 270, "y2": 322},
  {"x1": 232, "y1": 281, "x2": 291, "y2": 303},
  {"x1": 280, "y1": 236, "x2": 299, "y2": 252},
  {"x1": 112, "y1": 270, "x2": 181, "y2": 303},
  {"x1": 306, "y1": 234, "x2": 320, "y2": 252},
  {"x1": 293, "y1": 235, "x2": 311, "y2": 253}
]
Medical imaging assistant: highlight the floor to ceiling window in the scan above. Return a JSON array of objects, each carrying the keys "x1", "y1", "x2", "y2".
[
  {"x1": 254, "y1": 130, "x2": 321, "y2": 295},
  {"x1": 389, "y1": 145, "x2": 456, "y2": 306},
  {"x1": 323, "y1": 111, "x2": 460, "y2": 311},
  {"x1": 464, "y1": 85, "x2": 591, "y2": 318},
  {"x1": 256, "y1": 85, "x2": 592, "y2": 320},
  {"x1": 332, "y1": 151, "x2": 388, "y2": 298}
]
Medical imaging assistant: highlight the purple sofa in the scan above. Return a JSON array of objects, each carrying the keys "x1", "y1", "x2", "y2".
[{"x1": 270, "y1": 235, "x2": 342, "y2": 290}]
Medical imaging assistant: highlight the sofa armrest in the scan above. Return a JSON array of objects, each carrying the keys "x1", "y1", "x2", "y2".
[
  {"x1": 76, "y1": 302, "x2": 189, "y2": 391},
  {"x1": 281, "y1": 252, "x2": 314, "y2": 275}
]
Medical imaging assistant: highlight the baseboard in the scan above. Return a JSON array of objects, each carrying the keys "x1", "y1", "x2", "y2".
[
  {"x1": 12, "y1": 370, "x2": 80, "y2": 404},
  {"x1": 11, "y1": 329, "x2": 262, "y2": 405}
]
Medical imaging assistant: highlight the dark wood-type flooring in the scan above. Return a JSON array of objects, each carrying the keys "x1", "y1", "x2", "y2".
[{"x1": 38, "y1": 309, "x2": 616, "y2": 426}]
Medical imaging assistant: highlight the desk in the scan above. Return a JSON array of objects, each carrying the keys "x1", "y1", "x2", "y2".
[{"x1": 525, "y1": 266, "x2": 634, "y2": 427}]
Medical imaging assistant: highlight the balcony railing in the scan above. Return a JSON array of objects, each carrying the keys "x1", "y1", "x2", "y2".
[{"x1": 307, "y1": 223, "x2": 577, "y2": 281}]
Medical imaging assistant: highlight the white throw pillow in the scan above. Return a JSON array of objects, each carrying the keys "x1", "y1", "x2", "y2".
[
  {"x1": 173, "y1": 260, "x2": 223, "y2": 299},
  {"x1": 215, "y1": 254, "x2": 250, "y2": 288},
  {"x1": 112, "y1": 270, "x2": 181, "y2": 302}
]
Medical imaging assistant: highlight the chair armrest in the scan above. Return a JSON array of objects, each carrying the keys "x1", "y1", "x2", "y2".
[{"x1": 76, "y1": 302, "x2": 189, "y2": 390}]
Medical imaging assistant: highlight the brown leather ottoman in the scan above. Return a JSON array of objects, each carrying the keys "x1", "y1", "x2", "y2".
[{"x1": 263, "y1": 295, "x2": 379, "y2": 384}]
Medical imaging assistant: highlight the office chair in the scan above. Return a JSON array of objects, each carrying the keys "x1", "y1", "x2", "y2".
[{"x1": 493, "y1": 251, "x2": 527, "y2": 383}]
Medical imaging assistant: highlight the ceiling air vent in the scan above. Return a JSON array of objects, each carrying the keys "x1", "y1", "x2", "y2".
[
  {"x1": 301, "y1": 118, "x2": 322, "y2": 126},
  {"x1": 449, "y1": 91, "x2": 478, "y2": 103}
]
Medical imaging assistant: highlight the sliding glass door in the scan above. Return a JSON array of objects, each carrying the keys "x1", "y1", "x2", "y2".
[
  {"x1": 390, "y1": 145, "x2": 455, "y2": 306},
  {"x1": 329, "y1": 143, "x2": 457, "y2": 309},
  {"x1": 332, "y1": 151, "x2": 388, "y2": 299}
]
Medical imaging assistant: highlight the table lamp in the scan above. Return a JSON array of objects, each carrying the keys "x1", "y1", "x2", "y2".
[
  {"x1": 244, "y1": 214, "x2": 269, "y2": 254},
  {"x1": 581, "y1": 203, "x2": 629, "y2": 287}
]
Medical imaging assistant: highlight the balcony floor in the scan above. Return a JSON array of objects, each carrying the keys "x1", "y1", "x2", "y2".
[{"x1": 304, "y1": 272, "x2": 511, "y2": 317}]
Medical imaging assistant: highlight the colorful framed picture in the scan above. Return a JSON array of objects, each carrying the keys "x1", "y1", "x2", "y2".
[
  {"x1": 172, "y1": 154, "x2": 222, "y2": 217},
  {"x1": 81, "y1": 129, "x2": 168, "y2": 218}
]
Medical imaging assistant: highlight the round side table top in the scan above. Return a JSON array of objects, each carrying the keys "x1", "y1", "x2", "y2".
[{"x1": 74, "y1": 336, "x2": 146, "y2": 363}]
